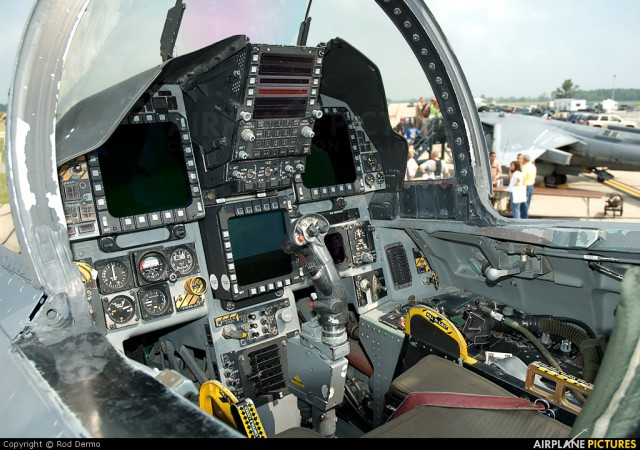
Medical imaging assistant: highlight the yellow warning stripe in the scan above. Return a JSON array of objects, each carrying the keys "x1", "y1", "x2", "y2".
[{"x1": 405, "y1": 306, "x2": 477, "y2": 364}]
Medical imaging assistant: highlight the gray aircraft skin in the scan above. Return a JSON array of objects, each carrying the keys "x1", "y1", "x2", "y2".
[
  {"x1": 2, "y1": 0, "x2": 640, "y2": 439},
  {"x1": 480, "y1": 111, "x2": 640, "y2": 186}
]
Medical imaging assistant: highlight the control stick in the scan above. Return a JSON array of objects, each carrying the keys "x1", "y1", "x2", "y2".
[
  {"x1": 283, "y1": 213, "x2": 350, "y2": 437},
  {"x1": 285, "y1": 213, "x2": 348, "y2": 347}
]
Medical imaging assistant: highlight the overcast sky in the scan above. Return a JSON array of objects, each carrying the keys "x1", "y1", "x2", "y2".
[{"x1": 1, "y1": 0, "x2": 638, "y2": 104}]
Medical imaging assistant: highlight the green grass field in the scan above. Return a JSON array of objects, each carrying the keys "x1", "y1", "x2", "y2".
[{"x1": 1, "y1": 120, "x2": 8, "y2": 204}]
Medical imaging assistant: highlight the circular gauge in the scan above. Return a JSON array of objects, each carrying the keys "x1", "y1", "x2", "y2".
[
  {"x1": 139, "y1": 286, "x2": 171, "y2": 318},
  {"x1": 99, "y1": 260, "x2": 129, "y2": 291},
  {"x1": 106, "y1": 295, "x2": 136, "y2": 324},
  {"x1": 138, "y1": 252, "x2": 167, "y2": 283},
  {"x1": 169, "y1": 246, "x2": 195, "y2": 275}
]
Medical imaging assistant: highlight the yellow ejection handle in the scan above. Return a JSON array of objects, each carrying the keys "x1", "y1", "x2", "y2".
[{"x1": 199, "y1": 380, "x2": 239, "y2": 427}]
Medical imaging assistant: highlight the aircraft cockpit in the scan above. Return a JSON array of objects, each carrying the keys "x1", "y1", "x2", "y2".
[{"x1": 4, "y1": 0, "x2": 640, "y2": 440}]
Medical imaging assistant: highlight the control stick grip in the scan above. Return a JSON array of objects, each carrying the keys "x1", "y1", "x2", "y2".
[{"x1": 288, "y1": 214, "x2": 348, "y2": 338}]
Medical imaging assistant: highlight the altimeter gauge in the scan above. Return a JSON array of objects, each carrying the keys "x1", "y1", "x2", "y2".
[{"x1": 138, "y1": 285, "x2": 173, "y2": 320}]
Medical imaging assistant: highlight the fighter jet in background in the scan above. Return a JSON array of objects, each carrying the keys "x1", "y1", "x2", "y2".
[{"x1": 480, "y1": 111, "x2": 640, "y2": 186}]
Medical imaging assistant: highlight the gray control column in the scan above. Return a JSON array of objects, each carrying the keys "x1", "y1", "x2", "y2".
[{"x1": 284, "y1": 213, "x2": 350, "y2": 437}]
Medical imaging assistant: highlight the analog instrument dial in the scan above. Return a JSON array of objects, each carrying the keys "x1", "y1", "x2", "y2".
[
  {"x1": 138, "y1": 252, "x2": 167, "y2": 283},
  {"x1": 169, "y1": 246, "x2": 195, "y2": 275},
  {"x1": 106, "y1": 295, "x2": 136, "y2": 324},
  {"x1": 99, "y1": 260, "x2": 130, "y2": 292},
  {"x1": 138, "y1": 286, "x2": 171, "y2": 318}
]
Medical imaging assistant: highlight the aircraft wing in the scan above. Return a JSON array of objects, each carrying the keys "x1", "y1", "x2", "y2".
[{"x1": 480, "y1": 112, "x2": 580, "y2": 166}]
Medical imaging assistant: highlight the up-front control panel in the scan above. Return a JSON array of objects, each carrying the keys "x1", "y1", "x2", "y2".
[
  {"x1": 199, "y1": 44, "x2": 325, "y2": 198},
  {"x1": 233, "y1": 44, "x2": 324, "y2": 162}
]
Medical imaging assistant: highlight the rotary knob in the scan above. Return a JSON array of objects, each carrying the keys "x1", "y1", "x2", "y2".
[
  {"x1": 241, "y1": 129, "x2": 255, "y2": 142},
  {"x1": 300, "y1": 126, "x2": 315, "y2": 138},
  {"x1": 239, "y1": 111, "x2": 252, "y2": 122}
]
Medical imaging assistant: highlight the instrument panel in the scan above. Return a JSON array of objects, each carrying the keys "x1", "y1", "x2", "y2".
[{"x1": 61, "y1": 41, "x2": 394, "y2": 379}]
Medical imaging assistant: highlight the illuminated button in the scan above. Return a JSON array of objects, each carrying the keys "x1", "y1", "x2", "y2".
[
  {"x1": 284, "y1": 279, "x2": 291, "y2": 286},
  {"x1": 228, "y1": 263, "x2": 235, "y2": 271},
  {"x1": 222, "y1": 230, "x2": 229, "y2": 238},
  {"x1": 135, "y1": 215, "x2": 148, "y2": 228},
  {"x1": 250, "y1": 288, "x2": 257, "y2": 296},
  {"x1": 224, "y1": 242, "x2": 231, "y2": 250},
  {"x1": 259, "y1": 286, "x2": 266, "y2": 293},
  {"x1": 149, "y1": 213, "x2": 162, "y2": 226},
  {"x1": 226, "y1": 253, "x2": 233, "y2": 261},
  {"x1": 233, "y1": 285, "x2": 239, "y2": 294},
  {"x1": 96, "y1": 197, "x2": 107, "y2": 210},
  {"x1": 276, "y1": 281, "x2": 283, "y2": 288},
  {"x1": 230, "y1": 274, "x2": 237, "y2": 282},
  {"x1": 93, "y1": 183, "x2": 103, "y2": 193},
  {"x1": 267, "y1": 283, "x2": 275, "y2": 291},
  {"x1": 163, "y1": 211, "x2": 174, "y2": 223},
  {"x1": 122, "y1": 217, "x2": 135, "y2": 231}
]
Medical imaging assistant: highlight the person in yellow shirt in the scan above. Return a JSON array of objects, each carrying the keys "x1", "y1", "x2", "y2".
[{"x1": 520, "y1": 153, "x2": 537, "y2": 218}]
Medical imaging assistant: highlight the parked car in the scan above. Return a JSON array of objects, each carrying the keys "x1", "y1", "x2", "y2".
[
  {"x1": 585, "y1": 114, "x2": 636, "y2": 128},
  {"x1": 618, "y1": 104, "x2": 636, "y2": 111}
]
